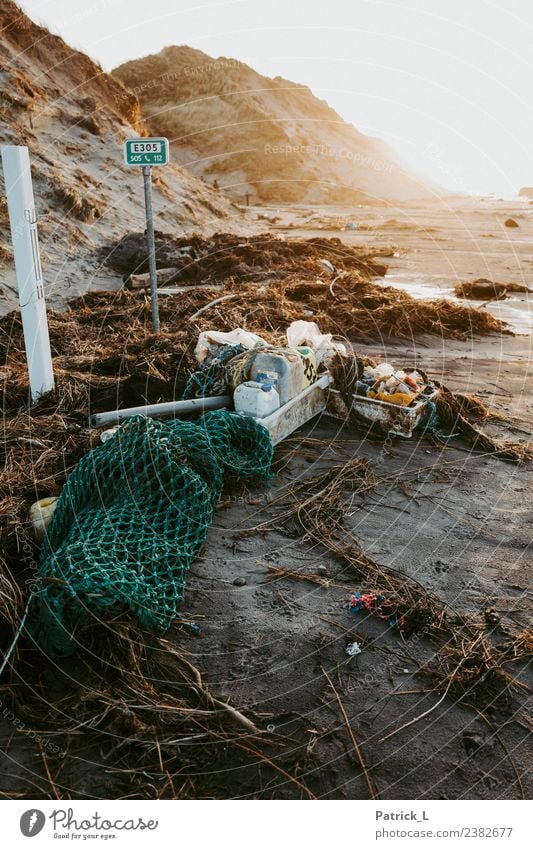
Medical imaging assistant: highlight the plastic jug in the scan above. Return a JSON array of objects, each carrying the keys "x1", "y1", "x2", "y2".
[
  {"x1": 234, "y1": 381, "x2": 280, "y2": 418},
  {"x1": 250, "y1": 349, "x2": 310, "y2": 405}
]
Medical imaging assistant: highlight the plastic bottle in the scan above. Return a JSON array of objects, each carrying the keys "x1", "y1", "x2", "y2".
[{"x1": 234, "y1": 381, "x2": 280, "y2": 418}]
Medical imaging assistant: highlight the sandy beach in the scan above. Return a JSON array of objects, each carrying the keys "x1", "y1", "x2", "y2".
[{"x1": 1, "y1": 197, "x2": 531, "y2": 800}]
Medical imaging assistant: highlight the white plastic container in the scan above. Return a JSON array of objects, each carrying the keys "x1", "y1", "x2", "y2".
[
  {"x1": 250, "y1": 350, "x2": 308, "y2": 405},
  {"x1": 234, "y1": 381, "x2": 280, "y2": 418}
]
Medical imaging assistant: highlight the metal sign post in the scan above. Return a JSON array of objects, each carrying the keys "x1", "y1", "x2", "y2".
[
  {"x1": 1, "y1": 145, "x2": 54, "y2": 401},
  {"x1": 123, "y1": 137, "x2": 169, "y2": 333},
  {"x1": 142, "y1": 165, "x2": 159, "y2": 332}
]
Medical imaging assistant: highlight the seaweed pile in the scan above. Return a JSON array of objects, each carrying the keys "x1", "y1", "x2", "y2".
[
  {"x1": 107, "y1": 232, "x2": 509, "y2": 340},
  {"x1": 454, "y1": 279, "x2": 530, "y2": 301}
]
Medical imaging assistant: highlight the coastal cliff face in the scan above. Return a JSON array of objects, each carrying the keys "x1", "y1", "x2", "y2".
[
  {"x1": 0, "y1": 2, "x2": 237, "y2": 311},
  {"x1": 114, "y1": 45, "x2": 432, "y2": 205}
]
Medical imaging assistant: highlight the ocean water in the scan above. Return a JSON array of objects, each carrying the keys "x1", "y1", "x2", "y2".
[{"x1": 382, "y1": 273, "x2": 533, "y2": 335}]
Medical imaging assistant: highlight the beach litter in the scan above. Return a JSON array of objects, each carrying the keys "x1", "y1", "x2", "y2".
[
  {"x1": 348, "y1": 591, "x2": 406, "y2": 631},
  {"x1": 329, "y1": 348, "x2": 532, "y2": 459},
  {"x1": 28, "y1": 497, "x2": 58, "y2": 542}
]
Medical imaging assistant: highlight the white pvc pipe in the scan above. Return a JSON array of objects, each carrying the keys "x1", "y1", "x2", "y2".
[
  {"x1": 1, "y1": 145, "x2": 54, "y2": 401},
  {"x1": 91, "y1": 394, "x2": 231, "y2": 427}
]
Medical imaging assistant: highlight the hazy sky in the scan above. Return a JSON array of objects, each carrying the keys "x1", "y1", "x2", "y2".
[{"x1": 15, "y1": 0, "x2": 533, "y2": 195}]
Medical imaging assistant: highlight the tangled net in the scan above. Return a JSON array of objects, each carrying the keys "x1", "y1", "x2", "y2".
[{"x1": 34, "y1": 411, "x2": 273, "y2": 656}]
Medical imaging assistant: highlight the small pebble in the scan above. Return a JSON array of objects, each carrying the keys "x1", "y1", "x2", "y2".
[
  {"x1": 233, "y1": 577, "x2": 247, "y2": 587},
  {"x1": 316, "y1": 565, "x2": 327, "y2": 575}
]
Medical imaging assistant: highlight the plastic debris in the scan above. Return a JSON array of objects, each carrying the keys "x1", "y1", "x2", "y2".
[
  {"x1": 234, "y1": 380, "x2": 280, "y2": 417},
  {"x1": 29, "y1": 497, "x2": 58, "y2": 542},
  {"x1": 100, "y1": 425, "x2": 120, "y2": 443},
  {"x1": 345, "y1": 641, "x2": 362, "y2": 657},
  {"x1": 356, "y1": 361, "x2": 435, "y2": 407},
  {"x1": 35, "y1": 412, "x2": 273, "y2": 656},
  {"x1": 286, "y1": 319, "x2": 346, "y2": 367},
  {"x1": 194, "y1": 328, "x2": 267, "y2": 364},
  {"x1": 348, "y1": 591, "x2": 405, "y2": 631}
]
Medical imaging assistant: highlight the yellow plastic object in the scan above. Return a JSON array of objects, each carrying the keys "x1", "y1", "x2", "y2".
[
  {"x1": 296, "y1": 347, "x2": 317, "y2": 388},
  {"x1": 368, "y1": 391, "x2": 414, "y2": 407},
  {"x1": 29, "y1": 496, "x2": 58, "y2": 542}
]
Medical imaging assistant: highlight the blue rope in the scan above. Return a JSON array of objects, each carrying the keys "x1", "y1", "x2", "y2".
[{"x1": 183, "y1": 344, "x2": 246, "y2": 399}]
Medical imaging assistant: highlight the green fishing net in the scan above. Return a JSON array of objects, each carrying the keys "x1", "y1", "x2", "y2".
[{"x1": 34, "y1": 411, "x2": 273, "y2": 656}]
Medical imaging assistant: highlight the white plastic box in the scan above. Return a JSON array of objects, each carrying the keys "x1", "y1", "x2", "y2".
[{"x1": 327, "y1": 387, "x2": 439, "y2": 437}]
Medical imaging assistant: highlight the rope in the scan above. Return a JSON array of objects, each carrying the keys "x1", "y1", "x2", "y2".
[{"x1": 0, "y1": 594, "x2": 34, "y2": 678}]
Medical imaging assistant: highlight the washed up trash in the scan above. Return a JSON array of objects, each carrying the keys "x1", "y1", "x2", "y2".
[
  {"x1": 287, "y1": 319, "x2": 333, "y2": 350},
  {"x1": 348, "y1": 591, "x2": 403, "y2": 630},
  {"x1": 195, "y1": 328, "x2": 267, "y2": 364},
  {"x1": 250, "y1": 346, "x2": 316, "y2": 404},
  {"x1": 100, "y1": 425, "x2": 120, "y2": 443},
  {"x1": 234, "y1": 380, "x2": 280, "y2": 418},
  {"x1": 328, "y1": 351, "x2": 439, "y2": 437},
  {"x1": 346, "y1": 222, "x2": 357, "y2": 231},
  {"x1": 345, "y1": 641, "x2": 362, "y2": 657},
  {"x1": 286, "y1": 320, "x2": 347, "y2": 368},
  {"x1": 347, "y1": 590, "x2": 436, "y2": 637},
  {"x1": 330, "y1": 349, "x2": 531, "y2": 459},
  {"x1": 29, "y1": 497, "x2": 58, "y2": 542},
  {"x1": 358, "y1": 361, "x2": 433, "y2": 408},
  {"x1": 184, "y1": 343, "x2": 250, "y2": 398},
  {"x1": 319, "y1": 258, "x2": 335, "y2": 274},
  {"x1": 187, "y1": 327, "x2": 321, "y2": 402},
  {"x1": 34, "y1": 412, "x2": 273, "y2": 656},
  {"x1": 371, "y1": 362, "x2": 395, "y2": 379}
]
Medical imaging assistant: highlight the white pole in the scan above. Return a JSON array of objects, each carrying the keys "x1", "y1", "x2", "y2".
[
  {"x1": 91, "y1": 394, "x2": 231, "y2": 427},
  {"x1": 1, "y1": 145, "x2": 54, "y2": 401}
]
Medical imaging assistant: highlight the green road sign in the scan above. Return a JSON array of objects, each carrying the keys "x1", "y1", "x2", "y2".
[{"x1": 124, "y1": 137, "x2": 169, "y2": 167}]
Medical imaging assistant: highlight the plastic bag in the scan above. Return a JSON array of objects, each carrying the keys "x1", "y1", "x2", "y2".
[
  {"x1": 194, "y1": 328, "x2": 267, "y2": 364},
  {"x1": 286, "y1": 320, "x2": 346, "y2": 367},
  {"x1": 287, "y1": 320, "x2": 332, "y2": 349}
]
